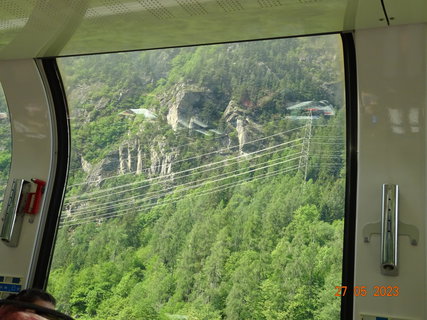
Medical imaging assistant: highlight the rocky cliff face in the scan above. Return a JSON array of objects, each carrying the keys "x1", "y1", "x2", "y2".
[
  {"x1": 149, "y1": 139, "x2": 177, "y2": 176},
  {"x1": 81, "y1": 151, "x2": 120, "y2": 187},
  {"x1": 79, "y1": 83, "x2": 267, "y2": 185},
  {"x1": 81, "y1": 135, "x2": 178, "y2": 186},
  {"x1": 164, "y1": 84, "x2": 212, "y2": 131},
  {"x1": 162, "y1": 84, "x2": 264, "y2": 152},
  {"x1": 118, "y1": 137, "x2": 144, "y2": 175},
  {"x1": 223, "y1": 100, "x2": 263, "y2": 153}
]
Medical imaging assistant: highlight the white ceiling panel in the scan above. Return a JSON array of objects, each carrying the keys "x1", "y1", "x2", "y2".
[{"x1": 0, "y1": 0, "x2": 421, "y2": 59}]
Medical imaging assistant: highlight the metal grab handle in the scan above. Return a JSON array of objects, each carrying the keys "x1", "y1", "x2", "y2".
[
  {"x1": 0, "y1": 179, "x2": 31, "y2": 247},
  {"x1": 381, "y1": 184, "x2": 399, "y2": 276},
  {"x1": 363, "y1": 184, "x2": 418, "y2": 276}
]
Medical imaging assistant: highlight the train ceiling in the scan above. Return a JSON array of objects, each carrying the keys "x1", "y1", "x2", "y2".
[{"x1": 0, "y1": 0, "x2": 425, "y2": 59}]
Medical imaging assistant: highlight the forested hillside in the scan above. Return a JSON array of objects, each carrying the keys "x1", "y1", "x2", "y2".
[{"x1": 48, "y1": 35, "x2": 346, "y2": 319}]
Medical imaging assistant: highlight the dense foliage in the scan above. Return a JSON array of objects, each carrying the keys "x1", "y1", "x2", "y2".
[{"x1": 48, "y1": 35, "x2": 345, "y2": 319}]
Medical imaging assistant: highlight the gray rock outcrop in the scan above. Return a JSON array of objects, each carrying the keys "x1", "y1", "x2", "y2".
[
  {"x1": 223, "y1": 100, "x2": 263, "y2": 153},
  {"x1": 165, "y1": 84, "x2": 211, "y2": 131}
]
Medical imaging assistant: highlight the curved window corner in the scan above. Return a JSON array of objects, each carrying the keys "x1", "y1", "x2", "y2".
[{"x1": 0, "y1": 83, "x2": 11, "y2": 203}]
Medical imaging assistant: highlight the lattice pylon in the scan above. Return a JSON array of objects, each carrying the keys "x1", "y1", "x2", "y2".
[{"x1": 298, "y1": 111, "x2": 312, "y2": 180}]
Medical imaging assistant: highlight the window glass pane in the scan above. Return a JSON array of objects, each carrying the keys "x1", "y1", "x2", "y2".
[
  {"x1": 49, "y1": 34, "x2": 346, "y2": 319},
  {"x1": 0, "y1": 84, "x2": 11, "y2": 203}
]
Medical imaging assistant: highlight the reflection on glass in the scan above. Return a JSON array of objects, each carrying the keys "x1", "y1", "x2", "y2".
[
  {"x1": 49, "y1": 35, "x2": 346, "y2": 319},
  {"x1": 0, "y1": 83, "x2": 11, "y2": 203}
]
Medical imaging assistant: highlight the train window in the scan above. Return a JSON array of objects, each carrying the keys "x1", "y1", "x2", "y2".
[
  {"x1": 49, "y1": 34, "x2": 346, "y2": 319},
  {"x1": 0, "y1": 83, "x2": 11, "y2": 203}
]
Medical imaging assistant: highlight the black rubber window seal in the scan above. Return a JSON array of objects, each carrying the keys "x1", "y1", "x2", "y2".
[
  {"x1": 340, "y1": 32, "x2": 358, "y2": 320},
  {"x1": 31, "y1": 58, "x2": 70, "y2": 290}
]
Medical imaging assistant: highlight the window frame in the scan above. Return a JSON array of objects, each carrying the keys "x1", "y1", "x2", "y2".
[{"x1": 32, "y1": 32, "x2": 358, "y2": 319}]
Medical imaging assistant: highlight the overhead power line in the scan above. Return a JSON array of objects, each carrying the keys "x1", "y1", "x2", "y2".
[
  {"x1": 64, "y1": 141, "x2": 302, "y2": 209},
  {"x1": 60, "y1": 164, "x2": 301, "y2": 228},
  {"x1": 65, "y1": 137, "x2": 304, "y2": 202},
  {"x1": 66, "y1": 125, "x2": 306, "y2": 188},
  {"x1": 62, "y1": 154, "x2": 302, "y2": 221},
  {"x1": 65, "y1": 161, "x2": 344, "y2": 228},
  {"x1": 63, "y1": 149, "x2": 302, "y2": 217}
]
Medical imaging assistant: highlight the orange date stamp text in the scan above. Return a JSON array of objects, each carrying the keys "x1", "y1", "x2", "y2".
[{"x1": 335, "y1": 286, "x2": 399, "y2": 297}]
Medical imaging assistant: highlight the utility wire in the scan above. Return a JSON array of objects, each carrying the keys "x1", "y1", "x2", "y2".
[
  {"x1": 61, "y1": 160, "x2": 344, "y2": 227},
  {"x1": 66, "y1": 125, "x2": 306, "y2": 188},
  {"x1": 62, "y1": 154, "x2": 302, "y2": 221},
  {"x1": 311, "y1": 142, "x2": 344, "y2": 145},
  {"x1": 64, "y1": 142, "x2": 302, "y2": 209},
  {"x1": 65, "y1": 137, "x2": 304, "y2": 202},
  {"x1": 62, "y1": 117, "x2": 344, "y2": 226},
  {"x1": 64, "y1": 139, "x2": 343, "y2": 219},
  {"x1": 61, "y1": 122, "x2": 345, "y2": 227},
  {"x1": 65, "y1": 141, "x2": 302, "y2": 207},
  {"x1": 61, "y1": 164, "x2": 300, "y2": 227},
  {"x1": 65, "y1": 163, "x2": 346, "y2": 227},
  {"x1": 63, "y1": 149, "x2": 302, "y2": 217}
]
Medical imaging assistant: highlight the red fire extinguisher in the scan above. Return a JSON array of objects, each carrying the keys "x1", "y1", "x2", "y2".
[{"x1": 23, "y1": 178, "x2": 46, "y2": 215}]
